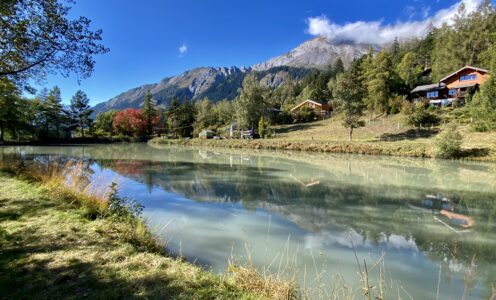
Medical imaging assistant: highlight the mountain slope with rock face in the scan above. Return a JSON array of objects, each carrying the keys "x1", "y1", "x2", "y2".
[
  {"x1": 92, "y1": 66, "x2": 248, "y2": 115},
  {"x1": 92, "y1": 37, "x2": 373, "y2": 116},
  {"x1": 252, "y1": 37, "x2": 371, "y2": 71}
]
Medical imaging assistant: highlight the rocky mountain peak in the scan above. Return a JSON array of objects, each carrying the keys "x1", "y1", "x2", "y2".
[
  {"x1": 252, "y1": 36, "x2": 371, "y2": 71},
  {"x1": 92, "y1": 38, "x2": 373, "y2": 116}
]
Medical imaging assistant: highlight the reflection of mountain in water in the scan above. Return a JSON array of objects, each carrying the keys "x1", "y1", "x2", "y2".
[
  {"x1": 3, "y1": 144, "x2": 496, "y2": 298},
  {"x1": 95, "y1": 153, "x2": 496, "y2": 287}
]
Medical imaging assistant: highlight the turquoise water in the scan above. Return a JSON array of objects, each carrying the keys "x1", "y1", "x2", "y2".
[{"x1": 1, "y1": 144, "x2": 495, "y2": 299}]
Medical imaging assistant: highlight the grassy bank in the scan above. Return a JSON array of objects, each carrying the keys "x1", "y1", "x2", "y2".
[
  {"x1": 151, "y1": 114, "x2": 496, "y2": 161},
  {"x1": 0, "y1": 161, "x2": 297, "y2": 299}
]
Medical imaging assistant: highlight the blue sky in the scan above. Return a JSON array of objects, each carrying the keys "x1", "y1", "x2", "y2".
[{"x1": 41, "y1": 0, "x2": 483, "y2": 105}]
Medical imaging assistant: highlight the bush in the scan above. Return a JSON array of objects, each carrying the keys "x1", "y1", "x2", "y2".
[
  {"x1": 294, "y1": 106, "x2": 316, "y2": 123},
  {"x1": 434, "y1": 124, "x2": 463, "y2": 159},
  {"x1": 405, "y1": 102, "x2": 439, "y2": 127},
  {"x1": 388, "y1": 95, "x2": 403, "y2": 114},
  {"x1": 401, "y1": 100, "x2": 414, "y2": 115},
  {"x1": 271, "y1": 111, "x2": 293, "y2": 125},
  {"x1": 106, "y1": 182, "x2": 144, "y2": 220},
  {"x1": 258, "y1": 117, "x2": 268, "y2": 139}
]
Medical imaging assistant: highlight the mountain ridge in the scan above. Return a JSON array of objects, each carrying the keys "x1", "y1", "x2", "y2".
[{"x1": 92, "y1": 37, "x2": 372, "y2": 116}]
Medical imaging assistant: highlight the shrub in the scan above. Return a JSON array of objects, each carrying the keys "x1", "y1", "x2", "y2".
[
  {"x1": 434, "y1": 124, "x2": 463, "y2": 159},
  {"x1": 401, "y1": 100, "x2": 414, "y2": 115},
  {"x1": 294, "y1": 106, "x2": 316, "y2": 123},
  {"x1": 272, "y1": 111, "x2": 293, "y2": 125},
  {"x1": 405, "y1": 102, "x2": 439, "y2": 127},
  {"x1": 388, "y1": 95, "x2": 403, "y2": 114},
  {"x1": 106, "y1": 182, "x2": 144, "y2": 220},
  {"x1": 258, "y1": 117, "x2": 268, "y2": 139}
]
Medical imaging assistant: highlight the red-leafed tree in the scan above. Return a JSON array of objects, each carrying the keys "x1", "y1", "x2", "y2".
[{"x1": 112, "y1": 109, "x2": 160, "y2": 137}]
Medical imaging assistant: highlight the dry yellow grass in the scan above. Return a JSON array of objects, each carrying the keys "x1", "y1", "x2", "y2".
[
  {"x1": 151, "y1": 112, "x2": 496, "y2": 161},
  {"x1": 227, "y1": 262, "x2": 298, "y2": 300},
  {"x1": 0, "y1": 158, "x2": 296, "y2": 299}
]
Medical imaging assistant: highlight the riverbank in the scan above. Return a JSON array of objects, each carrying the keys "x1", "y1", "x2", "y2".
[
  {"x1": 150, "y1": 115, "x2": 496, "y2": 161},
  {"x1": 0, "y1": 163, "x2": 296, "y2": 299},
  {"x1": 150, "y1": 138, "x2": 496, "y2": 161},
  {"x1": 0, "y1": 136, "x2": 140, "y2": 146}
]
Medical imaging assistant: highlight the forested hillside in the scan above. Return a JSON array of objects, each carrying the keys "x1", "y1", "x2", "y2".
[{"x1": 1, "y1": 1, "x2": 495, "y2": 144}]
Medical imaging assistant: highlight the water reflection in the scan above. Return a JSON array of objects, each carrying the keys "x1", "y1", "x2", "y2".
[{"x1": 1, "y1": 144, "x2": 495, "y2": 299}]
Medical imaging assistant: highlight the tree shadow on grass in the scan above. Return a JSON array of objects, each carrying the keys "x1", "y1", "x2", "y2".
[
  {"x1": 0, "y1": 198, "x2": 56, "y2": 222},
  {"x1": 275, "y1": 122, "x2": 321, "y2": 134},
  {"x1": 376, "y1": 128, "x2": 440, "y2": 142},
  {"x1": 459, "y1": 148, "x2": 491, "y2": 158},
  {"x1": 0, "y1": 192, "x2": 240, "y2": 299}
]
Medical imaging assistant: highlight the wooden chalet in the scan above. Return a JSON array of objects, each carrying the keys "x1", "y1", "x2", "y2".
[
  {"x1": 290, "y1": 99, "x2": 331, "y2": 117},
  {"x1": 411, "y1": 66, "x2": 490, "y2": 106}
]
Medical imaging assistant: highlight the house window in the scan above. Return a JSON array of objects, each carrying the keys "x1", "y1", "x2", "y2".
[
  {"x1": 427, "y1": 91, "x2": 439, "y2": 98},
  {"x1": 449, "y1": 89, "x2": 457, "y2": 96},
  {"x1": 460, "y1": 74, "x2": 477, "y2": 81}
]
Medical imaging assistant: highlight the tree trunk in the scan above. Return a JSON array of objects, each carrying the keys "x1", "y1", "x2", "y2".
[
  {"x1": 349, "y1": 127, "x2": 353, "y2": 142},
  {"x1": 0, "y1": 122, "x2": 4, "y2": 142}
]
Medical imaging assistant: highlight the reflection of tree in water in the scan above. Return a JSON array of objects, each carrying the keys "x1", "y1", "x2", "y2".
[
  {"x1": 95, "y1": 156, "x2": 496, "y2": 296},
  {"x1": 3, "y1": 145, "x2": 496, "y2": 298}
]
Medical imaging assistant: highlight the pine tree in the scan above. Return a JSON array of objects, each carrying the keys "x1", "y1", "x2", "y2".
[
  {"x1": 142, "y1": 90, "x2": 157, "y2": 137},
  {"x1": 70, "y1": 90, "x2": 93, "y2": 138},
  {"x1": 470, "y1": 45, "x2": 496, "y2": 131},
  {"x1": 0, "y1": 78, "x2": 20, "y2": 142},
  {"x1": 333, "y1": 57, "x2": 345, "y2": 75},
  {"x1": 390, "y1": 37, "x2": 401, "y2": 66},
  {"x1": 333, "y1": 71, "x2": 366, "y2": 141},
  {"x1": 397, "y1": 52, "x2": 423, "y2": 89},
  {"x1": 45, "y1": 86, "x2": 65, "y2": 138},
  {"x1": 364, "y1": 51, "x2": 395, "y2": 113}
]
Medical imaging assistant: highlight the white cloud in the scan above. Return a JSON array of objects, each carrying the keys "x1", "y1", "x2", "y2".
[
  {"x1": 422, "y1": 5, "x2": 431, "y2": 18},
  {"x1": 306, "y1": 0, "x2": 483, "y2": 45},
  {"x1": 178, "y1": 43, "x2": 188, "y2": 57}
]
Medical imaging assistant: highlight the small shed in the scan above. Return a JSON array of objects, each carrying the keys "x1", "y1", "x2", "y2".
[{"x1": 198, "y1": 130, "x2": 215, "y2": 139}]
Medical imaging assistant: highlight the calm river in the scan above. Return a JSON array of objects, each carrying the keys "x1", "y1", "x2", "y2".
[{"x1": 1, "y1": 144, "x2": 495, "y2": 299}]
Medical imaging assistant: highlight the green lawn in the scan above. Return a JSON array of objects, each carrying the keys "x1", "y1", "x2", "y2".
[
  {"x1": 151, "y1": 112, "x2": 496, "y2": 161},
  {"x1": 0, "y1": 173, "x2": 273, "y2": 299}
]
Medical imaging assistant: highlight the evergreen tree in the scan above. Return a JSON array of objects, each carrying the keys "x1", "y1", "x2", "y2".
[
  {"x1": 142, "y1": 90, "x2": 157, "y2": 137},
  {"x1": 431, "y1": 2, "x2": 496, "y2": 80},
  {"x1": 333, "y1": 57, "x2": 345, "y2": 75},
  {"x1": 333, "y1": 71, "x2": 366, "y2": 141},
  {"x1": 166, "y1": 97, "x2": 182, "y2": 137},
  {"x1": 45, "y1": 86, "x2": 65, "y2": 138},
  {"x1": 70, "y1": 90, "x2": 93, "y2": 138},
  {"x1": 397, "y1": 52, "x2": 424, "y2": 89},
  {"x1": 364, "y1": 51, "x2": 395, "y2": 113},
  {"x1": 0, "y1": 78, "x2": 21, "y2": 142},
  {"x1": 470, "y1": 45, "x2": 496, "y2": 131},
  {"x1": 166, "y1": 98, "x2": 196, "y2": 137},
  {"x1": 390, "y1": 37, "x2": 401, "y2": 66}
]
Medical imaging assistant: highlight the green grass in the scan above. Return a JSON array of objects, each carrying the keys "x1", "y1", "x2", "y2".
[
  {"x1": 151, "y1": 113, "x2": 496, "y2": 161},
  {"x1": 0, "y1": 172, "x2": 290, "y2": 299}
]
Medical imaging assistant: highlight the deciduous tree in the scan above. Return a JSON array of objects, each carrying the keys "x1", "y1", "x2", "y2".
[
  {"x1": 0, "y1": 0, "x2": 109, "y2": 83},
  {"x1": 235, "y1": 74, "x2": 269, "y2": 130},
  {"x1": 113, "y1": 109, "x2": 147, "y2": 137}
]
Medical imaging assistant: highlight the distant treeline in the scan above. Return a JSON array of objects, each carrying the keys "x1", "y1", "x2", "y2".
[{"x1": 1, "y1": 1, "x2": 495, "y2": 142}]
